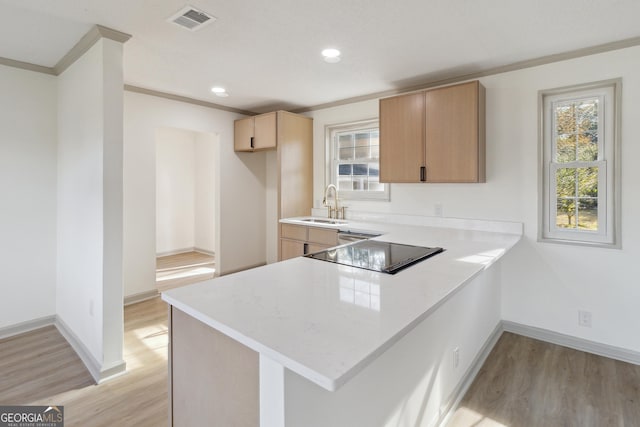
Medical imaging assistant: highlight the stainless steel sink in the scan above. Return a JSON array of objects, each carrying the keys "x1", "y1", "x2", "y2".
[{"x1": 300, "y1": 218, "x2": 347, "y2": 225}]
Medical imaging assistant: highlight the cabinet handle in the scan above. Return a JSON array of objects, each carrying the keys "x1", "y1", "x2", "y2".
[
  {"x1": 420, "y1": 166, "x2": 426, "y2": 182},
  {"x1": 303, "y1": 243, "x2": 309, "y2": 255},
  {"x1": 250, "y1": 137, "x2": 254, "y2": 149}
]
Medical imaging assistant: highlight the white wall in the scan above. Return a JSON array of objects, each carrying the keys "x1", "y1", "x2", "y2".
[
  {"x1": 307, "y1": 45, "x2": 640, "y2": 354},
  {"x1": 57, "y1": 38, "x2": 125, "y2": 375},
  {"x1": 156, "y1": 128, "x2": 197, "y2": 254},
  {"x1": 283, "y1": 261, "x2": 501, "y2": 427},
  {"x1": 124, "y1": 92, "x2": 264, "y2": 298},
  {"x1": 155, "y1": 127, "x2": 216, "y2": 255},
  {"x1": 489, "y1": 48, "x2": 640, "y2": 354},
  {"x1": 265, "y1": 150, "x2": 278, "y2": 264},
  {"x1": 194, "y1": 132, "x2": 217, "y2": 253},
  {"x1": 0, "y1": 65, "x2": 57, "y2": 329}
]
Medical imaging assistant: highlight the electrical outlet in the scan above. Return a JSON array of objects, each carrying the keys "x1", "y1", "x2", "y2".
[
  {"x1": 434, "y1": 202, "x2": 443, "y2": 217},
  {"x1": 89, "y1": 300, "x2": 94, "y2": 317},
  {"x1": 453, "y1": 347, "x2": 460, "y2": 369},
  {"x1": 578, "y1": 310, "x2": 592, "y2": 328}
]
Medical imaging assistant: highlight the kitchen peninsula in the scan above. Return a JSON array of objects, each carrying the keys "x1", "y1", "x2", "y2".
[{"x1": 162, "y1": 214, "x2": 522, "y2": 427}]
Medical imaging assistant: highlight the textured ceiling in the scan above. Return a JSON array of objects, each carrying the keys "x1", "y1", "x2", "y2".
[{"x1": 1, "y1": 0, "x2": 639, "y2": 113}]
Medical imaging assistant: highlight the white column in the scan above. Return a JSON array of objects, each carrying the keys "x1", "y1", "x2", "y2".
[{"x1": 260, "y1": 354, "x2": 286, "y2": 427}]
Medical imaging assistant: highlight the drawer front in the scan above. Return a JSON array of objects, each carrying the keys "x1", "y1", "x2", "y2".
[
  {"x1": 281, "y1": 224, "x2": 307, "y2": 241},
  {"x1": 307, "y1": 227, "x2": 338, "y2": 246}
]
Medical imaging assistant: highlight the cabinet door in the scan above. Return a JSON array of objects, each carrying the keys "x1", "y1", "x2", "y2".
[
  {"x1": 234, "y1": 117, "x2": 254, "y2": 152},
  {"x1": 278, "y1": 112, "x2": 313, "y2": 219},
  {"x1": 425, "y1": 81, "x2": 484, "y2": 182},
  {"x1": 379, "y1": 92, "x2": 425, "y2": 183},
  {"x1": 280, "y1": 239, "x2": 306, "y2": 260},
  {"x1": 254, "y1": 112, "x2": 277, "y2": 150}
]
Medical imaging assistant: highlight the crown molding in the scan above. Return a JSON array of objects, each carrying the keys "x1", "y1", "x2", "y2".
[
  {"x1": 54, "y1": 25, "x2": 131, "y2": 75},
  {"x1": 0, "y1": 25, "x2": 130, "y2": 77},
  {"x1": 124, "y1": 84, "x2": 256, "y2": 116},
  {"x1": 0, "y1": 56, "x2": 55, "y2": 75},
  {"x1": 2, "y1": 28, "x2": 639, "y2": 116},
  {"x1": 95, "y1": 24, "x2": 132, "y2": 44},
  {"x1": 293, "y1": 35, "x2": 640, "y2": 113}
]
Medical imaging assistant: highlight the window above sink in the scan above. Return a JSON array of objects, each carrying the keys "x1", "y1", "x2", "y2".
[{"x1": 326, "y1": 119, "x2": 390, "y2": 201}]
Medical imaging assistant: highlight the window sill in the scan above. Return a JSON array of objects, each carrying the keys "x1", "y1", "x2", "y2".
[{"x1": 537, "y1": 235, "x2": 620, "y2": 250}]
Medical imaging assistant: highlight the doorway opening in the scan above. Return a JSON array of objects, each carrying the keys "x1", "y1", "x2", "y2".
[{"x1": 155, "y1": 127, "x2": 217, "y2": 291}]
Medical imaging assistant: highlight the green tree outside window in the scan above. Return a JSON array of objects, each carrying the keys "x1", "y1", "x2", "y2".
[{"x1": 554, "y1": 99, "x2": 599, "y2": 230}]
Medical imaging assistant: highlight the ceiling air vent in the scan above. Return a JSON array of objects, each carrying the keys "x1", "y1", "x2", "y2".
[{"x1": 168, "y1": 6, "x2": 216, "y2": 31}]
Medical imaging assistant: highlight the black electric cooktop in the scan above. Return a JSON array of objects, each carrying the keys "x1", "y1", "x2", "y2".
[{"x1": 305, "y1": 240, "x2": 444, "y2": 274}]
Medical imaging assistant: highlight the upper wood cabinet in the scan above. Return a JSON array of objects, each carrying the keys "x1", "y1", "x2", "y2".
[
  {"x1": 234, "y1": 112, "x2": 277, "y2": 151},
  {"x1": 379, "y1": 80, "x2": 486, "y2": 183},
  {"x1": 380, "y1": 92, "x2": 425, "y2": 182}
]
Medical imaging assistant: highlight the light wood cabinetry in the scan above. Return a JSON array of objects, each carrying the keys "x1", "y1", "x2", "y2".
[
  {"x1": 234, "y1": 111, "x2": 313, "y2": 262},
  {"x1": 274, "y1": 113, "x2": 314, "y2": 262},
  {"x1": 170, "y1": 307, "x2": 259, "y2": 426},
  {"x1": 234, "y1": 117, "x2": 254, "y2": 151},
  {"x1": 279, "y1": 224, "x2": 338, "y2": 261},
  {"x1": 280, "y1": 239, "x2": 305, "y2": 260},
  {"x1": 308, "y1": 227, "x2": 339, "y2": 246},
  {"x1": 276, "y1": 113, "x2": 313, "y2": 220},
  {"x1": 379, "y1": 80, "x2": 485, "y2": 183},
  {"x1": 281, "y1": 223, "x2": 308, "y2": 240},
  {"x1": 380, "y1": 92, "x2": 425, "y2": 182},
  {"x1": 234, "y1": 111, "x2": 277, "y2": 151}
]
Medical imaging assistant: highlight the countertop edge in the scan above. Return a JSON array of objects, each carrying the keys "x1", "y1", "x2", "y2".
[
  {"x1": 162, "y1": 292, "x2": 340, "y2": 391},
  {"x1": 162, "y1": 258, "x2": 502, "y2": 392},
  {"x1": 164, "y1": 220, "x2": 523, "y2": 392}
]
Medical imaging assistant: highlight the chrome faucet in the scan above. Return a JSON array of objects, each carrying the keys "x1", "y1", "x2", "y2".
[{"x1": 323, "y1": 184, "x2": 345, "y2": 219}]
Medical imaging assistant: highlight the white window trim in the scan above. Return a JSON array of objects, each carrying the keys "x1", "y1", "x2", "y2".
[
  {"x1": 538, "y1": 79, "x2": 622, "y2": 248},
  {"x1": 325, "y1": 119, "x2": 390, "y2": 201}
]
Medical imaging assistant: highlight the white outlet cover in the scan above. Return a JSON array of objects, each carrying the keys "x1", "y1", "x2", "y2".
[
  {"x1": 578, "y1": 310, "x2": 592, "y2": 327},
  {"x1": 434, "y1": 203, "x2": 443, "y2": 217}
]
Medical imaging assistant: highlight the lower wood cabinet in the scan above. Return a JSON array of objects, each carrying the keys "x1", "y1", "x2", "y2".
[
  {"x1": 279, "y1": 224, "x2": 338, "y2": 261},
  {"x1": 280, "y1": 239, "x2": 305, "y2": 260}
]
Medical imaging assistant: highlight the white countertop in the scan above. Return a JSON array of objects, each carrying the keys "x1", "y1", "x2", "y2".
[{"x1": 162, "y1": 217, "x2": 521, "y2": 391}]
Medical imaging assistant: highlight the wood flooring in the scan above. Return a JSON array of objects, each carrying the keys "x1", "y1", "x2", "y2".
[
  {"x1": 0, "y1": 297, "x2": 169, "y2": 427},
  {"x1": 447, "y1": 332, "x2": 640, "y2": 427},
  {"x1": 3, "y1": 304, "x2": 640, "y2": 427},
  {"x1": 156, "y1": 251, "x2": 215, "y2": 292}
]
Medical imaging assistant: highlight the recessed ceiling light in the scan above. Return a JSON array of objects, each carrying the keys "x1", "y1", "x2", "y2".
[
  {"x1": 322, "y1": 48, "x2": 341, "y2": 63},
  {"x1": 211, "y1": 86, "x2": 229, "y2": 97}
]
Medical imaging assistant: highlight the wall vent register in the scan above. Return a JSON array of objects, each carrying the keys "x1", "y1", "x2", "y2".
[{"x1": 305, "y1": 240, "x2": 444, "y2": 274}]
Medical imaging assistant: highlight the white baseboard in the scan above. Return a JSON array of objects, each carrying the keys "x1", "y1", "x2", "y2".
[
  {"x1": 156, "y1": 247, "x2": 216, "y2": 257},
  {"x1": 502, "y1": 320, "x2": 640, "y2": 366},
  {"x1": 437, "y1": 322, "x2": 503, "y2": 427},
  {"x1": 124, "y1": 289, "x2": 159, "y2": 306},
  {"x1": 156, "y1": 247, "x2": 196, "y2": 257},
  {"x1": 194, "y1": 247, "x2": 215, "y2": 257},
  {"x1": 0, "y1": 315, "x2": 56, "y2": 340},
  {"x1": 439, "y1": 319, "x2": 640, "y2": 426},
  {"x1": 55, "y1": 315, "x2": 126, "y2": 384}
]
